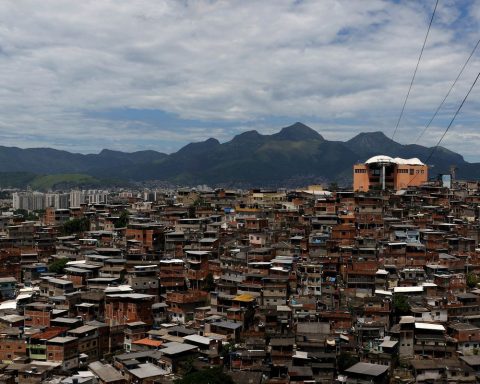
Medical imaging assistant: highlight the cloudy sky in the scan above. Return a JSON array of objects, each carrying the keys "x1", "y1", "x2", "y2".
[{"x1": 0, "y1": 0, "x2": 479, "y2": 160}]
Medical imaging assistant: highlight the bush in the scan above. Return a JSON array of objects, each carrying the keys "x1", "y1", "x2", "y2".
[
  {"x1": 61, "y1": 217, "x2": 90, "y2": 235},
  {"x1": 467, "y1": 273, "x2": 479, "y2": 289},
  {"x1": 393, "y1": 293, "x2": 410, "y2": 315},
  {"x1": 48, "y1": 258, "x2": 69, "y2": 274},
  {"x1": 115, "y1": 210, "x2": 129, "y2": 228},
  {"x1": 337, "y1": 352, "x2": 359, "y2": 372}
]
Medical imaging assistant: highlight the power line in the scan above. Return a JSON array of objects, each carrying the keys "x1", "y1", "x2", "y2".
[
  {"x1": 407, "y1": 71, "x2": 480, "y2": 186},
  {"x1": 428, "y1": 71, "x2": 480, "y2": 160},
  {"x1": 416, "y1": 38, "x2": 480, "y2": 143},
  {"x1": 391, "y1": 0, "x2": 439, "y2": 141}
]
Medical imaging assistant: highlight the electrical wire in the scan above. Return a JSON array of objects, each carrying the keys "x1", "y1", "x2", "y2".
[
  {"x1": 407, "y1": 71, "x2": 480, "y2": 186},
  {"x1": 428, "y1": 71, "x2": 480, "y2": 160},
  {"x1": 416, "y1": 38, "x2": 480, "y2": 142},
  {"x1": 391, "y1": 0, "x2": 439, "y2": 141}
]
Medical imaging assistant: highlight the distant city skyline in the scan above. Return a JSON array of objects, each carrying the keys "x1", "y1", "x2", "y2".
[{"x1": 0, "y1": 1, "x2": 479, "y2": 160}]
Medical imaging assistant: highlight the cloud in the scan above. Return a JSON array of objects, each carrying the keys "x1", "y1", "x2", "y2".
[{"x1": 0, "y1": 0, "x2": 479, "y2": 160}]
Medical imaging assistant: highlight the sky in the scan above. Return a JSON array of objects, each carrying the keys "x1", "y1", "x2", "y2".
[{"x1": 0, "y1": 0, "x2": 480, "y2": 160}]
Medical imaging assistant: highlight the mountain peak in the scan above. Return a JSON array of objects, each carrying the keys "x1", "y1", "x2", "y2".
[
  {"x1": 231, "y1": 130, "x2": 263, "y2": 142},
  {"x1": 176, "y1": 137, "x2": 220, "y2": 155},
  {"x1": 203, "y1": 137, "x2": 220, "y2": 145},
  {"x1": 274, "y1": 122, "x2": 324, "y2": 141},
  {"x1": 345, "y1": 131, "x2": 404, "y2": 162},
  {"x1": 347, "y1": 131, "x2": 398, "y2": 146},
  {"x1": 352, "y1": 131, "x2": 390, "y2": 140},
  {"x1": 99, "y1": 148, "x2": 121, "y2": 155}
]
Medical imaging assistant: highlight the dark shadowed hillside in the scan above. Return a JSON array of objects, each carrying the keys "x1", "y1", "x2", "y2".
[{"x1": 0, "y1": 123, "x2": 476, "y2": 187}]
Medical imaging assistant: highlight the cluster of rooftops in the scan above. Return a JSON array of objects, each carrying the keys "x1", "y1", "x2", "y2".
[{"x1": 0, "y1": 180, "x2": 479, "y2": 383}]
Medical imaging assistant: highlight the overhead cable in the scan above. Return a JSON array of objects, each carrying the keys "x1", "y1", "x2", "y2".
[
  {"x1": 416, "y1": 38, "x2": 480, "y2": 142},
  {"x1": 407, "y1": 71, "x2": 480, "y2": 186},
  {"x1": 391, "y1": 0, "x2": 439, "y2": 141}
]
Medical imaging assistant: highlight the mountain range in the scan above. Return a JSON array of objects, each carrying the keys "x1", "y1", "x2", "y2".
[{"x1": 0, "y1": 122, "x2": 477, "y2": 189}]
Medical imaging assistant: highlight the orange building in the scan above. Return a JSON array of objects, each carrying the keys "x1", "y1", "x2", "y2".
[{"x1": 353, "y1": 155, "x2": 428, "y2": 191}]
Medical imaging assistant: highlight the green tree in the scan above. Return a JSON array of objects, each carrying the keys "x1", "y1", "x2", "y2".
[
  {"x1": 174, "y1": 367, "x2": 234, "y2": 384},
  {"x1": 61, "y1": 217, "x2": 90, "y2": 235},
  {"x1": 220, "y1": 341, "x2": 237, "y2": 368},
  {"x1": 203, "y1": 273, "x2": 215, "y2": 292},
  {"x1": 467, "y1": 273, "x2": 479, "y2": 289},
  {"x1": 337, "y1": 352, "x2": 359, "y2": 372},
  {"x1": 115, "y1": 210, "x2": 129, "y2": 228},
  {"x1": 393, "y1": 294, "x2": 410, "y2": 315},
  {"x1": 178, "y1": 357, "x2": 196, "y2": 376},
  {"x1": 14, "y1": 209, "x2": 39, "y2": 221},
  {"x1": 48, "y1": 258, "x2": 69, "y2": 274}
]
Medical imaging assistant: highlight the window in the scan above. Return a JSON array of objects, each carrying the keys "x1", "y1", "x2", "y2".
[{"x1": 410, "y1": 169, "x2": 414, "y2": 175}]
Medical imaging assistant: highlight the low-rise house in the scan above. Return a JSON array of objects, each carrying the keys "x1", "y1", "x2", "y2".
[
  {"x1": 0, "y1": 278, "x2": 17, "y2": 300},
  {"x1": 6, "y1": 361, "x2": 60, "y2": 384},
  {"x1": 341, "y1": 362, "x2": 389, "y2": 384},
  {"x1": 39, "y1": 277, "x2": 75, "y2": 298},
  {"x1": 24, "y1": 302, "x2": 54, "y2": 328},
  {"x1": 165, "y1": 291, "x2": 208, "y2": 324},
  {"x1": 413, "y1": 322, "x2": 455, "y2": 359},
  {"x1": 157, "y1": 342, "x2": 198, "y2": 373},
  {"x1": 0, "y1": 327, "x2": 26, "y2": 363},
  {"x1": 205, "y1": 320, "x2": 242, "y2": 341},
  {"x1": 104, "y1": 293, "x2": 154, "y2": 326},
  {"x1": 123, "y1": 321, "x2": 148, "y2": 352},
  {"x1": 46, "y1": 336, "x2": 79, "y2": 370},
  {"x1": 27, "y1": 327, "x2": 68, "y2": 361},
  {"x1": 124, "y1": 362, "x2": 167, "y2": 384},
  {"x1": 270, "y1": 337, "x2": 295, "y2": 365},
  {"x1": 448, "y1": 322, "x2": 480, "y2": 355},
  {"x1": 410, "y1": 358, "x2": 475, "y2": 383},
  {"x1": 68, "y1": 325, "x2": 100, "y2": 363},
  {"x1": 88, "y1": 361, "x2": 126, "y2": 384}
]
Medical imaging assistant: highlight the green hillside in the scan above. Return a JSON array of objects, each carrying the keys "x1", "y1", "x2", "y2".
[{"x1": 30, "y1": 174, "x2": 102, "y2": 190}]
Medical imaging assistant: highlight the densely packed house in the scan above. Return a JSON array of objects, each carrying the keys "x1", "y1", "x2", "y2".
[{"x1": 0, "y1": 180, "x2": 480, "y2": 383}]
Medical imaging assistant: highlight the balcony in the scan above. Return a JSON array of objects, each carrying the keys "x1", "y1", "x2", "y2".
[{"x1": 29, "y1": 353, "x2": 47, "y2": 360}]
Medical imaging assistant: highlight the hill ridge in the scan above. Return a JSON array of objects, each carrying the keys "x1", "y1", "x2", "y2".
[{"x1": 0, "y1": 123, "x2": 476, "y2": 187}]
